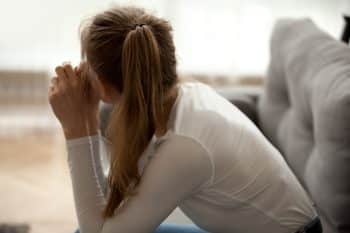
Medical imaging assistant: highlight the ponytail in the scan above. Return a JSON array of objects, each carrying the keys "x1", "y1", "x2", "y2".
[{"x1": 103, "y1": 24, "x2": 165, "y2": 218}]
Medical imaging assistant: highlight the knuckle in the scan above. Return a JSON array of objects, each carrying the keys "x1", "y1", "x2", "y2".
[
  {"x1": 51, "y1": 77, "x2": 58, "y2": 83},
  {"x1": 55, "y1": 66, "x2": 63, "y2": 73},
  {"x1": 48, "y1": 88, "x2": 57, "y2": 95},
  {"x1": 63, "y1": 63, "x2": 72, "y2": 70}
]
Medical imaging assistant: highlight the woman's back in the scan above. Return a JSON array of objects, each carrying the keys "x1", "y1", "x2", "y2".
[{"x1": 149, "y1": 81, "x2": 317, "y2": 233}]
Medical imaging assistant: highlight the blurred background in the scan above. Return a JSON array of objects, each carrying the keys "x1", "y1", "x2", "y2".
[{"x1": 0, "y1": 0, "x2": 349, "y2": 232}]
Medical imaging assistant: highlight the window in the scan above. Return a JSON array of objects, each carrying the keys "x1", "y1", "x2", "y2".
[{"x1": 0, "y1": 0, "x2": 348, "y2": 77}]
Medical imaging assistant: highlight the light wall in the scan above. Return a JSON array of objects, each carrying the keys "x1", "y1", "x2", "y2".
[{"x1": 0, "y1": 0, "x2": 349, "y2": 76}]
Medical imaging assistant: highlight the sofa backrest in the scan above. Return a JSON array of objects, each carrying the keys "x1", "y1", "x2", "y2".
[{"x1": 258, "y1": 19, "x2": 350, "y2": 233}]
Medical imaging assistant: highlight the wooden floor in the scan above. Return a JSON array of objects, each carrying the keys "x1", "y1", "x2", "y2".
[{"x1": 0, "y1": 131, "x2": 77, "y2": 233}]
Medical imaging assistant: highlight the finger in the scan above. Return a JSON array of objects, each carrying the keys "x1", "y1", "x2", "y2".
[
  {"x1": 50, "y1": 77, "x2": 59, "y2": 86},
  {"x1": 49, "y1": 85, "x2": 55, "y2": 92},
  {"x1": 63, "y1": 63, "x2": 76, "y2": 79},
  {"x1": 62, "y1": 61, "x2": 71, "y2": 67},
  {"x1": 79, "y1": 61, "x2": 88, "y2": 74},
  {"x1": 79, "y1": 63, "x2": 90, "y2": 84},
  {"x1": 75, "y1": 66, "x2": 81, "y2": 77},
  {"x1": 75, "y1": 61, "x2": 84, "y2": 74},
  {"x1": 78, "y1": 61, "x2": 84, "y2": 70},
  {"x1": 49, "y1": 77, "x2": 58, "y2": 88},
  {"x1": 48, "y1": 84, "x2": 57, "y2": 96},
  {"x1": 55, "y1": 66, "x2": 68, "y2": 80}
]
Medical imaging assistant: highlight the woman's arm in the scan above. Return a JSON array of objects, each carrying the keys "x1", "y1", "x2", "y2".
[
  {"x1": 66, "y1": 134, "x2": 213, "y2": 233},
  {"x1": 66, "y1": 132, "x2": 107, "y2": 233},
  {"x1": 66, "y1": 130, "x2": 109, "y2": 197},
  {"x1": 50, "y1": 62, "x2": 213, "y2": 232},
  {"x1": 48, "y1": 62, "x2": 109, "y2": 232}
]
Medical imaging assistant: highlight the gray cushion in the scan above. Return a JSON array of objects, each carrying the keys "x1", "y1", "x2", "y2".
[{"x1": 258, "y1": 18, "x2": 350, "y2": 233}]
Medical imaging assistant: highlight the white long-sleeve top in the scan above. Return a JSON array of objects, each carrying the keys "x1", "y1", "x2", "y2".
[{"x1": 66, "y1": 81, "x2": 317, "y2": 233}]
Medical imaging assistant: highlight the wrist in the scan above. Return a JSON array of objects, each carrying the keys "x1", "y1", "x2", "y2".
[
  {"x1": 63, "y1": 120, "x2": 99, "y2": 140},
  {"x1": 64, "y1": 127, "x2": 99, "y2": 140}
]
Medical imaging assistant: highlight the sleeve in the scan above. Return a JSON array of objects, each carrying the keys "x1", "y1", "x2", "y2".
[
  {"x1": 66, "y1": 134, "x2": 213, "y2": 233},
  {"x1": 65, "y1": 130, "x2": 109, "y2": 233}
]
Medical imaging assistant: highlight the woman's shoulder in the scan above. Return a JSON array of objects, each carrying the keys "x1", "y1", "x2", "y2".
[
  {"x1": 155, "y1": 132, "x2": 210, "y2": 158},
  {"x1": 152, "y1": 133, "x2": 214, "y2": 185}
]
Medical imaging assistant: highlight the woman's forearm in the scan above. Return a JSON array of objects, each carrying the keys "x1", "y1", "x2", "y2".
[{"x1": 66, "y1": 133, "x2": 107, "y2": 233}]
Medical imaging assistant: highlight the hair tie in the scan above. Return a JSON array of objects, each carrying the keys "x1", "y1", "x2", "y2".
[{"x1": 135, "y1": 23, "x2": 145, "y2": 29}]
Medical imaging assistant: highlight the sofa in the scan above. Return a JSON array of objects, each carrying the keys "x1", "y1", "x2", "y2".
[
  {"x1": 257, "y1": 19, "x2": 350, "y2": 233},
  {"x1": 98, "y1": 19, "x2": 350, "y2": 233}
]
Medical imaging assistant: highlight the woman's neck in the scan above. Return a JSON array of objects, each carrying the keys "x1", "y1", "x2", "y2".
[{"x1": 154, "y1": 84, "x2": 179, "y2": 138}]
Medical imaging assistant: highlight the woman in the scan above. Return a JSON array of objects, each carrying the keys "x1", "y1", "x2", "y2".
[{"x1": 48, "y1": 6, "x2": 322, "y2": 233}]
